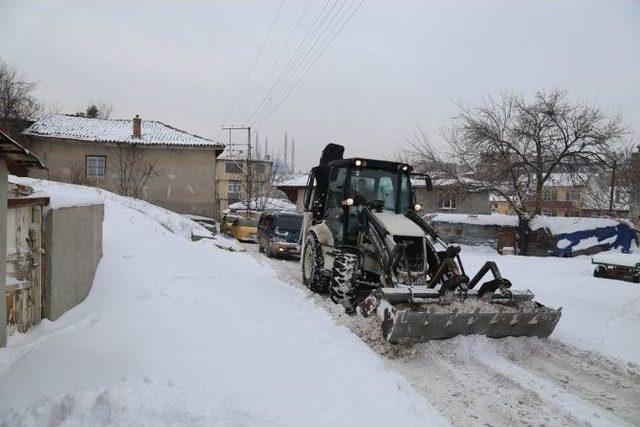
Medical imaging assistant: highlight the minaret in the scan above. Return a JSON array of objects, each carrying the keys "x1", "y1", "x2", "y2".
[
  {"x1": 283, "y1": 131, "x2": 288, "y2": 172},
  {"x1": 254, "y1": 131, "x2": 260, "y2": 160},
  {"x1": 264, "y1": 137, "x2": 269, "y2": 160},
  {"x1": 291, "y1": 137, "x2": 295, "y2": 173}
]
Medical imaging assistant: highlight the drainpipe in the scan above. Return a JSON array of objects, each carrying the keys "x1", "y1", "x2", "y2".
[{"x1": 0, "y1": 159, "x2": 7, "y2": 347}]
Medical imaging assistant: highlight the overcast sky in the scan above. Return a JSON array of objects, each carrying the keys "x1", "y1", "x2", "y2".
[{"x1": 1, "y1": 0, "x2": 639, "y2": 170}]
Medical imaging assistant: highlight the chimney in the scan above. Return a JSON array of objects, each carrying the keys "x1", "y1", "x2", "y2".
[{"x1": 132, "y1": 115, "x2": 142, "y2": 138}]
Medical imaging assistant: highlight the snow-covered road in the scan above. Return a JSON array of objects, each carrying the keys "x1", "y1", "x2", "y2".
[
  {"x1": 0, "y1": 179, "x2": 446, "y2": 426},
  {"x1": 241, "y1": 243, "x2": 640, "y2": 426},
  {"x1": 1, "y1": 177, "x2": 638, "y2": 426}
]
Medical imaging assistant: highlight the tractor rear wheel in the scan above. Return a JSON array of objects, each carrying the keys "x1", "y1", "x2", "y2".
[
  {"x1": 330, "y1": 251, "x2": 358, "y2": 314},
  {"x1": 302, "y1": 233, "x2": 328, "y2": 293}
]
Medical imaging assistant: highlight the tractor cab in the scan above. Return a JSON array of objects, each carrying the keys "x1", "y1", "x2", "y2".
[
  {"x1": 303, "y1": 144, "x2": 428, "y2": 246},
  {"x1": 321, "y1": 158, "x2": 414, "y2": 244}
]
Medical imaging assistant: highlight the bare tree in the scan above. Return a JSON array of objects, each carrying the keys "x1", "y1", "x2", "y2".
[
  {"x1": 75, "y1": 101, "x2": 113, "y2": 119},
  {"x1": 0, "y1": 59, "x2": 41, "y2": 119},
  {"x1": 253, "y1": 158, "x2": 288, "y2": 210},
  {"x1": 410, "y1": 90, "x2": 626, "y2": 254},
  {"x1": 116, "y1": 144, "x2": 159, "y2": 198},
  {"x1": 581, "y1": 145, "x2": 636, "y2": 216},
  {"x1": 230, "y1": 157, "x2": 287, "y2": 211}
]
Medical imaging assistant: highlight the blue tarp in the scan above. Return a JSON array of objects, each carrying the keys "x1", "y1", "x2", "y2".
[{"x1": 555, "y1": 223, "x2": 639, "y2": 257}]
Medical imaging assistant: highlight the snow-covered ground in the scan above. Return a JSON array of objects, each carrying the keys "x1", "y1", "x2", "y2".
[
  {"x1": 0, "y1": 179, "x2": 445, "y2": 426},
  {"x1": 458, "y1": 245, "x2": 640, "y2": 365},
  {"x1": 2, "y1": 178, "x2": 639, "y2": 426},
  {"x1": 243, "y1": 243, "x2": 640, "y2": 426}
]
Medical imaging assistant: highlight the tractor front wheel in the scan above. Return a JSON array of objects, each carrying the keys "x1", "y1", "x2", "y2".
[
  {"x1": 330, "y1": 251, "x2": 358, "y2": 314},
  {"x1": 302, "y1": 233, "x2": 328, "y2": 293}
]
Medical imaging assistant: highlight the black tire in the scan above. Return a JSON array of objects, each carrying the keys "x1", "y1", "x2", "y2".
[
  {"x1": 330, "y1": 251, "x2": 358, "y2": 314},
  {"x1": 593, "y1": 266, "x2": 605, "y2": 278},
  {"x1": 258, "y1": 239, "x2": 264, "y2": 253},
  {"x1": 302, "y1": 233, "x2": 328, "y2": 293}
]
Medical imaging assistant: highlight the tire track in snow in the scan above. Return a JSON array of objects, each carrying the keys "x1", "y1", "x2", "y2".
[{"x1": 241, "y1": 243, "x2": 640, "y2": 426}]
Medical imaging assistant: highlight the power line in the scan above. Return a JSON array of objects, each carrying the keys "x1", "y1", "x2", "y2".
[
  {"x1": 227, "y1": 0, "x2": 286, "y2": 123},
  {"x1": 251, "y1": 0, "x2": 349, "y2": 126},
  {"x1": 254, "y1": 0, "x2": 365, "y2": 127},
  {"x1": 245, "y1": 0, "x2": 336, "y2": 125},
  {"x1": 236, "y1": 0, "x2": 317, "y2": 121},
  {"x1": 248, "y1": 0, "x2": 344, "y2": 126}
]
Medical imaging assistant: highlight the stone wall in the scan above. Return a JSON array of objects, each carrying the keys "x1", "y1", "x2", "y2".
[{"x1": 43, "y1": 204, "x2": 104, "y2": 320}]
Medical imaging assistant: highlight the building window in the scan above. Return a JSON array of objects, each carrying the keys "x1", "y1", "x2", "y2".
[
  {"x1": 567, "y1": 190, "x2": 581, "y2": 202},
  {"x1": 543, "y1": 188, "x2": 557, "y2": 201},
  {"x1": 225, "y1": 162, "x2": 243, "y2": 174},
  {"x1": 86, "y1": 155, "x2": 106, "y2": 178},
  {"x1": 439, "y1": 192, "x2": 456, "y2": 210},
  {"x1": 614, "y1": 189, "x2": 622, "y2": 204},
  {"x1": 228, "y1": 180, "x2": 242, "y2": 204}
]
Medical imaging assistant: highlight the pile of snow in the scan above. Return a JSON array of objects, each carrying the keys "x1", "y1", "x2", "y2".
[
  {"x1": 457, "y1": 245, "x2": 640, "y2": 365},
  {"x1": 0, "y1": 178, "x2": 444, "y2": 425},
  {"x1": 278, "y1": 173, "x2": 309, "y2": 188},
  {"x1": 429, "y1": 212, "x2": 622, "y2": 235},
  {"x1": 530, "y1": 216, "x2": 620, "y2": 235},
  {"x1": 592, "y1": 252, "x2": 640, "y2": 267},
  {"x1": 10, "y1": 177, "x2": 103, "y2": 211},
  {"x1": 428, "y1": 213, "x2": 518, "y2": 227},
  {"x1": 228, "y1": 197, "x2": 295, "y2": 212}
]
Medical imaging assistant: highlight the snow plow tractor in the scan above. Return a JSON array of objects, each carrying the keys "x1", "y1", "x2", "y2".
[{"x1": 301, "y1": 144, "x2": 562, "y2": 343}]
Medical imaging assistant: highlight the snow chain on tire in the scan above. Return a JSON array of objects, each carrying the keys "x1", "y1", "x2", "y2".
[
  {"x1": 330, "y1": 251, "x2": 358, "y2": 314},
  {"x1": 302, "y1": 233, "x2": 328, "y2": 293}
]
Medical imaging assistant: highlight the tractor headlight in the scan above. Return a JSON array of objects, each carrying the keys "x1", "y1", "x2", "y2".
[
  {"x1": 414, "y1": 203, "x2": 422, "y2": 211},
  {"x1": 355, "y1": 159, "x2": 362, "y2": 166},
  {"x1": 342, "y1": 198, "x2": 354, "y2": 206}
]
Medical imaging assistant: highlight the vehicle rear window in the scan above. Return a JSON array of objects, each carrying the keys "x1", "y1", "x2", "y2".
[
  {"x1": 277, "y1": 215, "x2": 302, "y2": 230},
  {"x1": 238, "y1": 218, "x2": 258, "y2": 227}
]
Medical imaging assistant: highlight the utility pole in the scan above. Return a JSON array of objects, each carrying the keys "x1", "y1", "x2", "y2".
[{"x1": 222, "y1": 125, "x2": 252, "y2": 213}]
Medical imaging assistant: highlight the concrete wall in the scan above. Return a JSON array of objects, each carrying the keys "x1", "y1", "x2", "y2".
[
  {"x1": 0, "y1": 160, "x2": 7, "y2": 347},
  {"x1": 417, "y1": 188, "x2": 491, "y2": 214},
  {"x1": 23, "y1": 137, "x2": 218, "y2": 217},
  {"x1": 44, "y1": 204, "x2": 104, "y2": 320}
]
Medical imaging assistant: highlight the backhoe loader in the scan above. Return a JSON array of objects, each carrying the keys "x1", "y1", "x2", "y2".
[{"x1": 301, "y1": 144, "x2": 561, "y2": 343}]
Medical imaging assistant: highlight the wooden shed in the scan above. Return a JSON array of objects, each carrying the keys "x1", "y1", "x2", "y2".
[{"x1": 1, "y1": 131, "x2": 46, "y2": 347}]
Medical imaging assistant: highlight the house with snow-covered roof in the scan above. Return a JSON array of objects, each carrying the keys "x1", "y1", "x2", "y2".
[
  {"x1": 277, "y1": 172, "x2": 491, "y2": 214},
  {"x1": 19, "y1": 114, "x2": 224, "y2": 216}
]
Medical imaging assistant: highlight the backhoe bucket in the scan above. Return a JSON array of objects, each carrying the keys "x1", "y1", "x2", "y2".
[{"x1": 366, "y1": 287, "x2": 562, "y2": 343}]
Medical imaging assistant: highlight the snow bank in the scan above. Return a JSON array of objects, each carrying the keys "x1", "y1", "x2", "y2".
[
  {"x1": 457, "y1": 246, "x2": 640, "y2": 365},
  {"x1": 10, "y1": 177, "x2": 103, "y2": 210},
  {"x1": 429, "y1": 212, "x2": 622, "y2": 235},
  {"x1": 428, "y1": 213, "x2": 518, "y2": 227},
  {"x1": 530, "y1": 216, "x2": 620, "y2": 235},
  {"x1": 228, "y1": 197, "x2": 295, "y2": 212},
  {"x1": 592, "y1": 252, "x2": 640, "y2": 268},
  {"x1": 0, "y1": 179, "x2": 445, "y2": 426}
]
